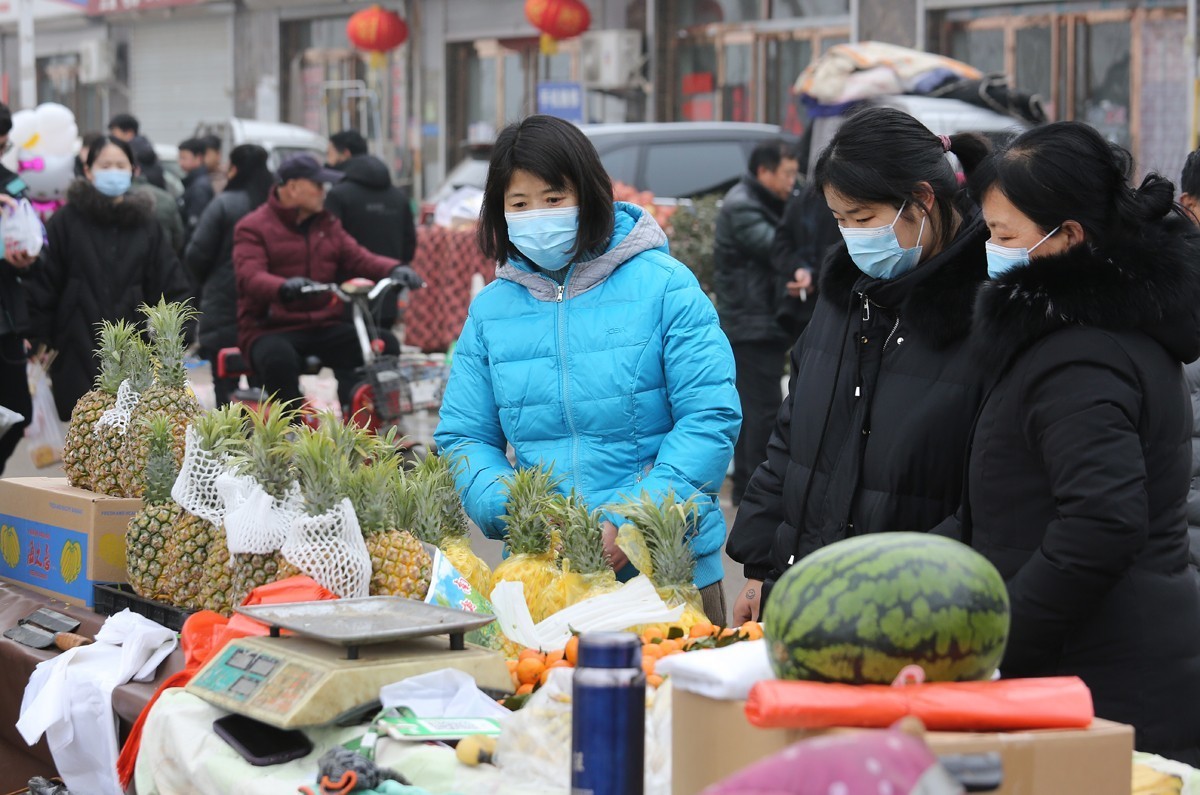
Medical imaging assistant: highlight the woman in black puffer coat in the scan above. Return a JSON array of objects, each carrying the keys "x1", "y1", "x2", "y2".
[
  {"x1": 25, "y1": 136, "x2": 191, "y2": 421},
  {"x1": 184, "y1": 144, "x2": 273, "y2": 406},
  {"x1": 954, "y1": 121, "x2": 1200, "y2": 764}
]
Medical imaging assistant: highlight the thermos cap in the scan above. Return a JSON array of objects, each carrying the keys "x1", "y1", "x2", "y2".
[{"x1": 576, "y1": 632, "x2": 642, "y2": 669}]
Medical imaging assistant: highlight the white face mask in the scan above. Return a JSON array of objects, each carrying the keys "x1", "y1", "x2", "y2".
[{"x1": 985, "y1": 227, "x2": 1059, "y2": 279}]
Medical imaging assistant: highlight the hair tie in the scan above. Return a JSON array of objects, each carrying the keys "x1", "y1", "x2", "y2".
[{"x1": 939, "y1": 135, "x2": 952, "y2": 153}]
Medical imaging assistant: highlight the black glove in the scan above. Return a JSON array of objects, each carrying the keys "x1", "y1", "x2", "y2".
[
  {"x1": 279, "y1": 276, "x2": 319, "y2": 303},
  {"x1": 389, "y1": 264, "x2": 425, "y2": 290}
]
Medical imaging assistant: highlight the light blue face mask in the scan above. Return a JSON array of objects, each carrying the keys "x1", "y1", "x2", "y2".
[
  {"x1": 93, "y1": 168, "x2": 132, "y2": 197},
  {"x1": 985, "y1": 227, "x2": 1060, "y2": 279},
  {"x1": 838, "y1": 201, "x2": 926, "y2": 280},
  {"x1": 504, "y1": 205, "x2": 580, "y2": 272}
]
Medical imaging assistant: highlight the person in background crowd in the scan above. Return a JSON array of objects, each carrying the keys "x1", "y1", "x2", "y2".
[
  {"x1": 76, "y1": 131, "x2": 105, "y2": 180},
  {"x1": 130, "y1": 138, "x2": 185, "y2": 255},
  {"x1": 25, "y1": 135, "x2": 190, "y2": 421},
  {"x1": 947, "y1": 121, "x2": 1200, "y2": 764},
  {"x1": 713, "y1": 139, "x2": 799, "y2": 506},
  {"x1": 106, "y1": 113, "x2": 138, "y2": 144},
  {"x1": 325, "y1": 129, "x2": 417, "y2": 330},
  {"x1": 201, "y1": 134, "x2": 227, "y2": 194},
  {"x1": 435, "y1": 115, "x2": 741, "y2": 624},
  {"x1": 1180, "y1": 150, "x2": 1200, "y2": 571},
  {"x1": 107, "y1": 113, "x2": 171, "y2": 194},
  {"x1": 727, "y1": 107, "x2": 992, "y2": 624},
  {"x1": 177, "y1": 137, "x2": 215, "y2": 242},
  {"x1": 232, "y1": 154, "x2": 423, "y2": 409},
  {"x1": 186, "y1": 144, "x2": 273, "y2": 407},
  {"x1": 0, "y1": 103, "x2": 37, "y2": 475},
  {"x1": 771, "y1": 182, "x2": 842, "y2": 340}
]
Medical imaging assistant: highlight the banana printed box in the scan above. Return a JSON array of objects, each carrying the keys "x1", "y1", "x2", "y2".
[{"x1": 0, "y1": 477, "x2": 137, "y2": 607}]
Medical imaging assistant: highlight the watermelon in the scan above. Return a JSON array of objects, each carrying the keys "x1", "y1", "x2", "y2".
[{"x1": 762, "y1": 532, "x2": 1010, "y2": 684}]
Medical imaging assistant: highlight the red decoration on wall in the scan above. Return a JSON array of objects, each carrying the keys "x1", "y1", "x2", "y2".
[{"x1": 346, "y1": 5, "x2": 409, "y2": 67}]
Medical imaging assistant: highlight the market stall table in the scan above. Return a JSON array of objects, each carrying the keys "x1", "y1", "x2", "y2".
[{"x1": 0, "y1": 582, "x2": 184, "y2": 790}]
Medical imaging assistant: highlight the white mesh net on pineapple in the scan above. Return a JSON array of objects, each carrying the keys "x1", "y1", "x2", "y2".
[
  {"x1": 216, "y1": 472, "x2": 302, "y2": 555},
  {"x1": 93, "y1": 379, "x2": 141, "y2": 436},
  {"x1": 281, "y1": 497, "x2": 372, "y2": 598},
  {"x1": 171, "y1": 425, "x2": 230, "y2": 526}
]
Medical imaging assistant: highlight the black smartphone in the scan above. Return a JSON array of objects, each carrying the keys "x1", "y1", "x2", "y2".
[{"x1": 212, "y1": 713, "x2": 314, "y2": 767}]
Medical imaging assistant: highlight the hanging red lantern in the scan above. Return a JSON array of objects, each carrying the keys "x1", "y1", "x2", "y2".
[
  {"x1": 346, "y1": 5, "x2": 409, "y2": 69},
  {"x1": 525, "y1": 0, "x2": 591, "y2": 54}
]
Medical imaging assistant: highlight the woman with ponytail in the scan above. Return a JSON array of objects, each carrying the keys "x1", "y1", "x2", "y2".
[
  {"x1": 956, "y1": 121, "x2": 1200, "y2": 762},
  {"x1": 728, "y1": 106, "x2": 994, "y2": 622}
]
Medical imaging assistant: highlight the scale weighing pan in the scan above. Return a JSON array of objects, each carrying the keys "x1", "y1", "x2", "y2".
[{"x1": 236, "y1": 596, "x2": 496, "y2": 659}]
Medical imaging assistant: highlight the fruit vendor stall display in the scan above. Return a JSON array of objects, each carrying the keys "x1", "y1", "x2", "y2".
[
  {"x1": 62, "y1": 319, "x2": 138, "y2": 490},
  {"x1": 491, "y1": 466, "x2": 568, "y2": 623},
  {"x1": 409, "y1": 452, "x2": 492, "y2": 599}
]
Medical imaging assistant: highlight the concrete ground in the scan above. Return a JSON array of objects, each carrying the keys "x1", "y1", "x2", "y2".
[{"x1": 4, "y1": 361, "x2": 749, "y2": 615}]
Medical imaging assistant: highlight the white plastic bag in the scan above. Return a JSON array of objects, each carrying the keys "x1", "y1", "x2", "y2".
[
  {"x1": 0, "y1": 405, "x2": 25, "y2": 437},
  {"x1": 0, "y1": 197, "x2": 44, "y2": 260},
  {"x1": 281, "y1": 498, "x2": 371, "y2": 598},
  {"x1": 23, "y1": 361, "x2": 62, "y2": 468}
]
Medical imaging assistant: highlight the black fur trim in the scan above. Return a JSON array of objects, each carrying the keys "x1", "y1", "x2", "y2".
[
  {"x1": 66, "y1": 179, "x2": 154, "y2": 228},
  {"x1": 819, "y1": 212, "x2": 990, "y2": 350},
  {"x1": 972, "y1": 214, "x2": 1200, "y2": 370}
]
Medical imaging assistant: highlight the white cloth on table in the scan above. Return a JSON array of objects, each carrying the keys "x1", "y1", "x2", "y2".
[
  {"x1": 654, "y1": 638, "x2": 774, "y2": 700},
  {"x1": 16, "y1": 609, "x2": 177, "y2": 795}
]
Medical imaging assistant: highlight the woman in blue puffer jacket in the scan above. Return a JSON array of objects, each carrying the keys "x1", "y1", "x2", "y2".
[{"x1": 434, "y1": 115, "x2": 741, "y2": 623}]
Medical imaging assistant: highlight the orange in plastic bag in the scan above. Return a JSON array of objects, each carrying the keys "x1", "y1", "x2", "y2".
[{"x1": 745, "y1": 676, "x2": 1094, "y2": 733}]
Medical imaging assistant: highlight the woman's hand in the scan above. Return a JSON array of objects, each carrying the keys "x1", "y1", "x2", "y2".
[
  {"x1": 601, "y1": 520, "x2": 630, "y2": 572},
  {"x1": 0, "y1": 195, "x2": 36, "y2": 269},
  {"x1": 733, "y1": 579, "x2": 764, "y2": 624}
]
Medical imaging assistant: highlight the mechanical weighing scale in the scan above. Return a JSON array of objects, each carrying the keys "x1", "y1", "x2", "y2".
[{"x1": 186, "y1": 597, "x2": 514, "y2": 729}]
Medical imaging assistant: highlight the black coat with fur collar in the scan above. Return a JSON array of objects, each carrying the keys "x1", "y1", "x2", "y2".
[
  {"x1": 960, "y1": 215, "x2": 1200, "y2": 764},
  {"x1": 727, "y1": 210, "x2": 991, "y2": 579},
  {"x1": 26, "y1": 180, "x2": 191, "y2": 420}
]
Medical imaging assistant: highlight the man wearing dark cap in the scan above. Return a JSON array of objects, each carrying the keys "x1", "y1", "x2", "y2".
[{"x1": 232, "y1": 154, "x2": 424, "y2": 408}]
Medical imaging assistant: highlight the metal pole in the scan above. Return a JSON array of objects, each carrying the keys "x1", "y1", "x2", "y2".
[
  {"x1": 1188, "y1": 0, "x2": 1198, "y2": 152},
  {"x1": 17, "y1": 0, "x2": 35, "y2": 109},
  {"x1": 645, "y1": 0, "x2": 656, "y2": 122}
]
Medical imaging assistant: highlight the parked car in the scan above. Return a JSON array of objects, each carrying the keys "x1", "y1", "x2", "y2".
[
  {"x1": 420, "y1": 121, "x2": 790, "y2": 224},
  {"x1": 192, "y1": 118, "x2": 328, "y2": 171}
]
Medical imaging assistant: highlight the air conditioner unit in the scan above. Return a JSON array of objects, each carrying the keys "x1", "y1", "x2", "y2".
[
  {"x1": 78, "y1": 39, "x2": 112, "y2": 85},
  {"x1": 581, "y1": 30, "x2": 643, "y2": 90}
]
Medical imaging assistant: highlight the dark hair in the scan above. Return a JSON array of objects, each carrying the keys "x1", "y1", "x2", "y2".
[
  {"x1": 0, "y1": 103, "x2": 10, "y2": 137},
  {"x1": 107, "y1": 113, "x2": 139, "y2": 135},
  {"x1": 81, "y1": 131, "x2": 106, "y2": 155},
  {"x1": 1182, "y1": 150, "x2": 1200, "y2": 198},
  {"x1": 478, "y1": 115, "x2": 615, "y2": 264},
  {"x1": 201, "y1": 134, "x2": 222, "y2": 154},
  {"x1": 226, "y1": 144, "x2": 274, "y2": 209},
  {"x1": 128, "y1": 135, "x2": 157, "y2": 168},
  {"x1": 972, "y1": 121, "x2": 1178, "y2": 246},
  {"x1": 86, "y1": 135, "x2": 135, "y2": 169},
  {"x1": 814, "y1": 106, "x2": 991, "y2": 251},
  {"x1": 178, "y1": 137, "x2": 207, "y2": 157},
  {"x1": 749, "y1": 139, "x2": 796, "y2": 176},
  {"x1": 330, "y1": 130, "x2": 368, "y2": 157}
]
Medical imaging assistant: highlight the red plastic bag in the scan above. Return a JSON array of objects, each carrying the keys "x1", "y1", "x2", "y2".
[{"x1": 745, "y1": 676, "x2": 1094, "y2": 732}]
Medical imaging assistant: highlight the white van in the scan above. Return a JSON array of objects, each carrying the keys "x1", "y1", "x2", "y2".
[{"x1": 192, "y1": 118, "x2": 328, "y2": 171}]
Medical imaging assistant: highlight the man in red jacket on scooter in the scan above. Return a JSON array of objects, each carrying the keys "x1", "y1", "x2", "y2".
[{"x1": 232, "y1": 154, "x2": 422, "y2": 408}]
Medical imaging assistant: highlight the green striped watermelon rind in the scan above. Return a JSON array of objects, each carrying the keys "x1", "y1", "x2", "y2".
[{"x1": 762, "y1": 532, "x2": 1011, "y2": 685}]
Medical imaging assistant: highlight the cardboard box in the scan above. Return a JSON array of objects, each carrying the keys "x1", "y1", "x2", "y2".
[
  {"x1": 672, "y1": 688, "x2": 1133, "y2": 795},
  {"x1": 0, "y1": 477, "x2": 136, "y2": 607}
]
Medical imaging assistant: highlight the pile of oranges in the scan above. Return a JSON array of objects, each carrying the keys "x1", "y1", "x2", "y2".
[{"x1": 504, "y1": 621, "x2": 764, "y2": 695}]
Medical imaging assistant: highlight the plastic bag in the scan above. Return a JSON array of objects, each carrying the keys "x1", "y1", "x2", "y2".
[
  {"x1": 0, "y1": 404, "x2": 25, "y2": 437},
  {"x1": 24, "y1": 361, "x2": 63, "y2": 468},
  {"x1": 1132, "y1": 752, "x2": 1200, "y2": 794},
  {"x1": 1, "y1": 197, "x2": 44, "y2": 259},
  {"x1": 281, "y1": 498, "x2": 372, "y2": 598}
]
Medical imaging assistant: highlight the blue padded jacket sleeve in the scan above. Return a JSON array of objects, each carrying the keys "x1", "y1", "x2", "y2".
[
  {"x1": 634, "y1": 264, "x2": 741, "y2": 558},
  {"x1": 433, "y1": 308, "x2": 513, "y2": 539}
]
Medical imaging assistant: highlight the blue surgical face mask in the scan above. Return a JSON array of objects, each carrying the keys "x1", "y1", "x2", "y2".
[
  {"x1": 839, "y1": 201, "x2": 926, "y2": 280},
  {"x1": 504, "y1": 205, "x2": 580, "y2": 272},
  {"x1": 93, "y1": 168, "x2": 132, "y2": 197},
  {"x1": 985, "y1": 227, "x2": 1060, "y2": 279}
]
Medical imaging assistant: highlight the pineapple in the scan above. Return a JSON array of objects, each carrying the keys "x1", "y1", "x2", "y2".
[
  {"x1": 126, "y1": 414, "x2": 215, "y2": 604},
  {"x1": 347, "y1": 457, "x2": 431, "y2": 599},
  {"x1": 91, "y1": 336, "x2": 154, "y2": 496},
  {"x1": 491, "y1": 465, "x2": 568, "y2": 622},
  {"x1": 615, "y1": 490, "x2": 708, "y2": 630},
  {"x1": 558, "y1": 491, "x2": 621, "y2": 604},
  {"x1": 292, "y1": 425, "x2": 346, "y2": 516},
  {"x1": 226, "y1": 402, "x2": 301, "y2": 605},
  {"x1": 409, "y1": 453, "x2": 492, "y2": 598},
  {"x1": 120, "y1": 299, "x2": 202, "y2": 498},
  {"x1": 196, "y1": 524, "x2": 235, "y2": 615},
  {"x1": 64, "y1": 320, "x2": 139, "y2": 489}
]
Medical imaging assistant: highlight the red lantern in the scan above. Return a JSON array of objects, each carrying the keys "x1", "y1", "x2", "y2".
[
  {"x1": 525, "y1": 0, "x2": 591, "y2": 53},
  {"x1": 346, "y1": 5, "x2": 408, "y2": 68}
]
